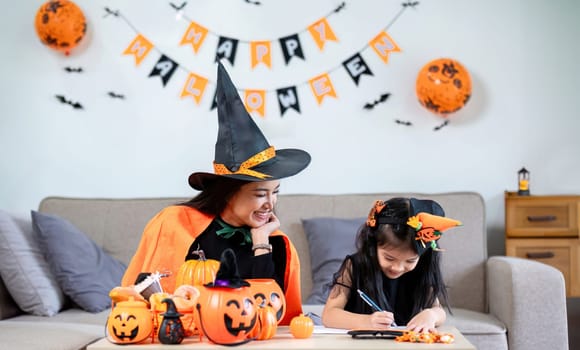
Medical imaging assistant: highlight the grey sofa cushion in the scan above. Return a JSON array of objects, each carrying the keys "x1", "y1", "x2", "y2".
[
  {"x1": 301, "y1": 217, "x2": 364, "y2": 304},
  {"x1": 0, "y1": 210, "x2": 65, "y2": 316},
  {"x1": 31, "y1": 211, "x2": 127, "y2": 313}
]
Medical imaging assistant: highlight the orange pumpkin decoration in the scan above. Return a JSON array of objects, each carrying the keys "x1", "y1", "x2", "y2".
[
  {"x1": 194, "y1": 285, "x2": 257, "y2": 345},
  {"x1": 289, "y1": 314, "x2": 314, "y2": 339},
  {"x1": 34, "y1": 0, "x2": 87, "y2": 56},
  {"x1": 247, "y1": 278, "x2": 286, "y2": 324},
  {"x1": 416, "y1": 58, "x2": 471, "y2": 116},
  {"x1": 175, "y1": 248, "x2": 220, "y2": 288},
  {"x1": 248, "y1": 305, "x2": 278, "y2": 340},
  {"x1": 106, "y1": 298, "x2": 153, "y2": 344}
]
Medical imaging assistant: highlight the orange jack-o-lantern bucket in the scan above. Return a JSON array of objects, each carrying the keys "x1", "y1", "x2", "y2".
[
  {"x1": 106, "y1": 298, "x2": 153, "y2": 344},
  {"x1": 194, "y1": 284, "x2": 257, "y2": 345},
  {"x1": 247, "y1": 278, "x2": 286, "y2": 324},
  {"x1": 193, "y1": 248, "x2": 258, "y2": 345}
]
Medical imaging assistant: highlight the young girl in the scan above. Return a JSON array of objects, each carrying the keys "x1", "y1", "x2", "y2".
[{"x1": 321, "y1": 197, "x2": 461, "y2": 333}]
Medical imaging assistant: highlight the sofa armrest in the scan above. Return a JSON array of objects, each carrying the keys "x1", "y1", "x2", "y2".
[{"x1": 487, "y1": 256, "x2": 568, "y2": 350}]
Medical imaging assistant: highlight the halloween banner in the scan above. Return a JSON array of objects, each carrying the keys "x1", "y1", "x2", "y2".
[
  {"x1": 177, "y1": 3, "x2": 347, "y2": 68},
  {"x1": 107, "y1": 1, "x2": 417, "y2": 118}
]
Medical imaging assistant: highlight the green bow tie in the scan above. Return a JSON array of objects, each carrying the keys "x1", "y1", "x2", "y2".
[{"x1": 215, "y1": 218, "x2": 253, "y2": 245}]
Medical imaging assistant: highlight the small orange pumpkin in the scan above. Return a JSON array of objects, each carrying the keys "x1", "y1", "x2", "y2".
[
  {"x1": 175, "y1": 248, "x2": 220, "y2": 288},
  {"x1": 248, "y1": 305, "x2": 278, "y2": 340},
  {"x1": 289, "y1": 314, "x2": 314, "y2": 339},
  {"x1": 106, "y1": 298, "x2": 153, "y2": 344}
]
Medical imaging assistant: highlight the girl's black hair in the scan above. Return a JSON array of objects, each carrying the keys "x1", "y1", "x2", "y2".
[
  {"x1": 331, "y1": 197, "x2": 450, "y2": 319},
  {"x1": 179, "y1": 177, "x2": 250, "y2": 215}
]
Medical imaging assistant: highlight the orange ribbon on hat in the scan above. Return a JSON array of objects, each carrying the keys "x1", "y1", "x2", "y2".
[{"x1": 213, "y1": 146, "x2": 275, "y2": 179}]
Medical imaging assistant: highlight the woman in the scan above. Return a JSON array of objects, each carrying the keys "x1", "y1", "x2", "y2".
[{"x1": 122, "y1": 62, "x2": 311, "y2": 325}]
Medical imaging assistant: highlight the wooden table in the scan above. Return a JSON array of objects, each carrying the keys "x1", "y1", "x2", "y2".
[{"x1": 88, "y1": 326, "x2": 475, "y2": 350}]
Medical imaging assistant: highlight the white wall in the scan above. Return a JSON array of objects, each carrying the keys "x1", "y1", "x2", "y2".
[{"x1": 1, "y1": 0, "x2": 579, "y2": 256}]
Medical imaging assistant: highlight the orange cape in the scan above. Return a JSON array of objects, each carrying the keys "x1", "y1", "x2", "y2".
[{"x1": 121, "y1": 205, "x2": 302, "y2": 325}]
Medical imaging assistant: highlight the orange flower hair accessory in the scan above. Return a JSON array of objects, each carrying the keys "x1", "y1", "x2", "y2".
[
  {"x1": 366, "y1": 200, "x2": 386, "y2": 227},
  {"x1": 407, "y1": 212, "x2": 461, "y2": 251}
]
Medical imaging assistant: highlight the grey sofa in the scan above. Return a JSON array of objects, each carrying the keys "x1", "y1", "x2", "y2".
[{"x1": 0, "y1": 192, "x2": 569, "y2": 350}]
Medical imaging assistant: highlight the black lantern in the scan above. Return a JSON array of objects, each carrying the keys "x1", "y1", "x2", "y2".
[
  {"x1": 518, "y1": 167, "x2": 530, "y2": 196},
  {"x1": 158, "y1": 298, "x2": 185, "y2": 344}
]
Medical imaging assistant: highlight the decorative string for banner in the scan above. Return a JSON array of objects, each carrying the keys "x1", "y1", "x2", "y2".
[
  {"x1": 106, "y1": 2, "x2": 416, "y2": 118},
  {"x1": 174, "y1": 2, "x2": 346, "y2": 67}
]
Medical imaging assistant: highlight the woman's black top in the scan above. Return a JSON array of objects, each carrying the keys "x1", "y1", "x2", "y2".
[{"x1": 185, "y1": 219, "x2": 287, "y2": 290}]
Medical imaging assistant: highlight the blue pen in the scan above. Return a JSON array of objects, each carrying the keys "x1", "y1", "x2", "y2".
[{"x1": 357, "y1": 289, "x2": 398, "y2": 327}]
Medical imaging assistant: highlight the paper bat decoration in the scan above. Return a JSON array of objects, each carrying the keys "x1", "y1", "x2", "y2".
[
  {"x1": 363, "y1": 93, "x2": 391, "y2": 110},
  {"x1": 395, "y1": 119, "x2": 413, "y2": 126},
  {"x1": 169, "y1": 2, "x2": 187, "y2": 11},
  {"x1": 434, "y1": 120, "x2": 450, "y2": 131},
  {"x1": 243, "y1": 0, "x2": 261, "y2": 5},
  {"x1": 402, "y1": 1, "x2": 420, "y2": 8},
  {"x1": 55, "y1": 95, "x2": 83, "y2": 109},
  {"x1": 107, "y1": 91, "x2": 125, "y2": 99},
  {"x1": 64, "y1": 67, "x2": 83, "y2": 73}
]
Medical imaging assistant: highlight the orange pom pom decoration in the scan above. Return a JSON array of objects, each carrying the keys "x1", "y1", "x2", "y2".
[
  {"x1": 416, "y1": 58, "x2": 471, "y2": 116},
  {"x1": 34, "y1": 0, "x2": 87, "y2": 56}
]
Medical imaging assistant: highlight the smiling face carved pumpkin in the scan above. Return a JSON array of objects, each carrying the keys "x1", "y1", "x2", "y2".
[
  {"x1": 247, "y1": 278, "x2": 286, "y2": 324},
  {"x1": 416, "y1": 58, "x2": 471, "y2": 116},
  {"x1": 106, "y1": 299, "x2": 153, "y2": 344},
  {"x1": 194, "y1": 285, "x2": 257, "y2": 345}
]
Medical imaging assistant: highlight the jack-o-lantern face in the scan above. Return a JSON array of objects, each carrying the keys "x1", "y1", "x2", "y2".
[
  {"x1": 195, "y1": 286, "x2": 257, "y2": 345},
  {"x1": 106, "y1": 299, "x2": 153, "y2": 344},
  {"x1": 247, "y1": 278, "x2": 286, "y2": 324},
  {"x1": 416, "y1": 58, "x2": 471, "y2": 116}
]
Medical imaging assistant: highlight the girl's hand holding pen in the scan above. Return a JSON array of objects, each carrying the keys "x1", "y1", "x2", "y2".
[
  {"x1": 368, "y1": 310, "x2": 395, "y2": 329},
  {"x1": 357, "y1": 289, "x2": 395, "y2": 329}
]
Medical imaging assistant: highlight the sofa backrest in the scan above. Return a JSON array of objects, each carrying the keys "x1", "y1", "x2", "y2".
[{"x1": 39, "y1": 191, "x2": 486, "y2": 312}]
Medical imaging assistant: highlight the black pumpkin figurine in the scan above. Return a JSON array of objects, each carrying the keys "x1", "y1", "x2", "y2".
[{"x1": 158, "y1": 298, "x2": 185, "y2": 344}]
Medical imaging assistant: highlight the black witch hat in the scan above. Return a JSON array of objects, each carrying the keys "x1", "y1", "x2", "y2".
[
  {"x1": 188, "y1": 62, "x2": 311, "y2": 190},
  {"x1": 205, "y1": 248, "x2": 250, "y2": 289}
]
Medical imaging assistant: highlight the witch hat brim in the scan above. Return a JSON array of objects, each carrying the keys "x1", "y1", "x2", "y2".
[{"x1": 188, "y1": 62, "x2": 311, "y2": 191}]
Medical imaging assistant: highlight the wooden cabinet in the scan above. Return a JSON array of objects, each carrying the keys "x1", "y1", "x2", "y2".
[{"x1": 505, "y1": 191, "x2": 580, "y2": 296}]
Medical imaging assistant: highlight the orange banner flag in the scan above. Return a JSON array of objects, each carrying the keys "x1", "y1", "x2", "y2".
[
  {"x1": 369, "y1": 31, "x2": 401, "y2": 64},
  {"x1": 307, "y1": 18, "x2": 338, "y2": 50},
  {"x1": 250, "y1": 41, "x2": 272, "y2": 69},
  {"x1": 123, "y1": 34, "x2": 154, "y2": 66},
  {"x1": 180, "y1": 21, "x2": 208, "y2": 53},
  {"x1": 180, "y1": 72, "x2": 209, "y2": 105},
  {"x1": 245, "y1": 90, "x2": 266, "y2": 117},
  {"x1": 309, "y1": 73, "x2": 337, "y2": 105}
]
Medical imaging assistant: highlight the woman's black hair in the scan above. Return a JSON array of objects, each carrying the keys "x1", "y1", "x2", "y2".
[
  {"x1": 330, "y1": 197, "x2": 450, "y2": 321},
  {"x1": 180, "y1": 177, "x2": 250, "y2": 215}
]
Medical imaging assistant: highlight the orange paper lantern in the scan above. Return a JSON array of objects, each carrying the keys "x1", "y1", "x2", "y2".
[
  {"x1": 34, "y1": 0, "x2": 86, "y2": 55},
  {"x1": 416, "y1": 58, "x2": 471, "y2": 116}
]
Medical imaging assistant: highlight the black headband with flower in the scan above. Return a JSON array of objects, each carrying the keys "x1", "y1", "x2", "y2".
[{"x1": 366, "y1": 199, "x2": 462, "y2": 254}]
